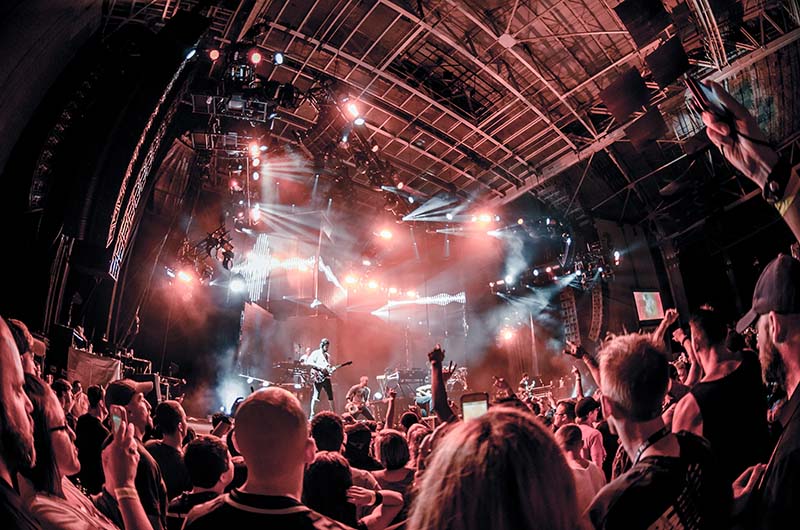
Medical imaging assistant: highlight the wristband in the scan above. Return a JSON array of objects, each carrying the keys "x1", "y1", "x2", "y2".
[
  {"x1": 763, "y1": 155, "x2": 792, "y2": 204},
  {"x1": 370, "y1": 491, "x2": 383, "y2": 507},
  {"x1": 114, "y1": 486, "x2": 139, "y2": 501}
]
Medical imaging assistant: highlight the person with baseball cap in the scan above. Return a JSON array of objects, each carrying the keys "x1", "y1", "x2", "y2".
[
  {"x1": 730, "y1": 254, "x2": 800, "y2": 528},
  {"x1": 94, "y1": 379, "x2": 168, "y2": 530}
]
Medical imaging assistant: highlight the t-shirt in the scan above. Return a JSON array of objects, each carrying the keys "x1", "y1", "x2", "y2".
[
  {"x1": 374, "y1": 467, "x2": 414, "y2": 524},
  {"x1": 578, "y1": 423, "x2": 607, "y2": 468},
  {"x1": 75, "y1": 414, "x2": 109, "y2": 494},
  {"x1": 569, "y1": 460, "x2": 606, "y2": 512},
  {"x1": 145, "y1": 440, "x2": 192, "y2": 500},
  {"x1": 346, "y1": 385, "x2": 370, "y2": 403},
  {"x1": 167, "y1": 491, "x2": 218, "y2": 530},
  {"x1": 27, "y1": 476, "x2": 117, "y2": 530},
  {"x1": 0, "y1": 477, "x2": 40, "y2": 530},
  {"x1": 182, "y1": 490, "x2": 355, "y2": 530},
  {"x1": 588, "y1": 432, "x2": 731, "y2": 530}
]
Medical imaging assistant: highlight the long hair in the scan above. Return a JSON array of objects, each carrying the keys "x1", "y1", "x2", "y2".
[
  {"x1": 302, "y1": 451, "x2": 357, "y2": 527},
  {"x1": 409, "y1": 407, "x2": 580, "y2": 530},
  {"x1": 19, "y1": 374, "x2": 63, "y2": 497}
]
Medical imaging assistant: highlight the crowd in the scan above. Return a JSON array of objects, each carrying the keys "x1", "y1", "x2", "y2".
[{"x1": 1, "y1": 85, "x2": 799, "y2": 530}]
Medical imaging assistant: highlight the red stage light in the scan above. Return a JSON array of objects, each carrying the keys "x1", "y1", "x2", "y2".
[
  {"x1": 379, "y1": 229, "x2": 392, "y2": 240},
  {"x1": 345, "y1": 275, "x2": 358, "y2": 285},
  {"x1": 502, "y1": 329, "x2": 514, "y2": 341},
  {"x1": 230, "y1": 179, "x2": 241, "y2": 191},
  {"x1": 478, "y1": 213, "x2": 492, "y2": 223},
  {"x1": 209, "y1": 49, "x2": 220, "y2": 61},
  {"x1": 346, "y1": 102, "x2": 360, "y2": 118},
  {"x1": 367, "y1": 280, "x2": 379, "y2": 289},
  {"x1": 249, "y1": 143, "x2": 260, "y2": 157},
  {"x1": 396, "y1": 182, "x2": 405, "y2": 190},
  {"x1": 250, "y1": 51, "x2": 262, "y2": 64},
  {"x1": 177, "y1": 270, "x2": 193, "y2": 283}
]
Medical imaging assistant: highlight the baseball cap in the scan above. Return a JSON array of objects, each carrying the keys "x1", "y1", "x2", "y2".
[
  {"x1": 105, "y1": 379, "x2": 153, "y2": 407},
  {"x1": 736, "y1": 254, "x2": 800, "y2": 334},
  {"x1": 575, "y1": 397, "x2": 601, "y2": 419},
  {"x1": 320, "y1": 338, "x2": 330, "y2": 345}
]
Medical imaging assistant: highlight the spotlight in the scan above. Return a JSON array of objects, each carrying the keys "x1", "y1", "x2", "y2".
[
  {"x1": 505, "y1": 275, "x2": 513, "y2": 284},
  {"x1": 446, "y1": 213, "x2": 454, "y2": 221},
  {"x1": 209, "y1": 49, "x2": 220, "y2": 61},
  {"x1": 502, "y1": 329, "x2": 514, "y2": 341},
  {"x1": 533, "y1": 269, "x2": 539, "y2": 276},
  {"x1": 341, "y1": 131, "x2": 349, "y2": 143},
  {"x1": 371, "y1": 144, "x2": 380, "y2": 153},
  {"x1": 598, "y1": 266, "x2": 604, "y2": 272},
  {"x1": 177, "y1": 270, "x2": 193, "y2": 283},
  {"x1": 575, "y1": 269, "x2": 583, "y2": 276},
  {"x1": 396, "y1": 182, "x2": 404, "y2": 190},
  {"x1": 478, "y1": 214, "x2": 492, "y2": 223},
  {"x1": 246, "y1": 377, "x2": 254, "y2": 384},
  {"x1": 494, "y1": 215, "x2": 501, "y2": 222},
  {"x1": 345, "y1": 275, "x2": 358, "y2": 285},
  {"x1": 362, "y1": 259, "x2": 372, "y2": 266},
  {"x1": 262, "y1": 381, "x2": 269, "y2": 387},
  {"x1": 273, "y1": 52, "x2": 284, "y2": 65},
  {"x1": 546, "y1": 266, "x2": 552, "y2": 273},
  {"x1": 250, "y1": 50, "x2": 262, "y2": 65},
  {"x1": 252, "y1": 171, "x2": 260, "y2": 181},
  {"x1": 388, "y1": 287, "x2": 398, "y2": 295},
  {"x1": 367, "y1": 280, "x2": 378, "y2": 289},
  {"x1": 517, "y1": 218, "x2": 524, "y2": 225},
  {"x1": 374, "y1": 392, "x2": 383, "y2": 400},
  {"x1": 166, "y1": 268, "x2": 176, "y2": 278},
  {"x1": 408, "y1": 196, "x2": 415, "y2": 204},
  {"x1": 260, "y1": 145, "x2": 268, "y2": 152},
  {"x1": 354, "y1": 117, "x2": 366, "y2": 126},
  {"x1": 346, "y1": 103, "x2": 360, "y2": 118},
  {"x1": 249, "y1": 143, "x2": 260, "y2": 157},
  {"x1": 379, "y1": 229, "x2": 392, "y2": 240},
  {"x1": 252, "y1": 157, "x2": 261, "y2": 167},
  {"x1": 186, "y1": 49, "x2": 196, "y2": 60},
  {"x1": 406, "y1": 290, "x2": 416, "y2": 298},
  {"x1": 230, "y1": 276, "x2": 247, "y2": 293}
]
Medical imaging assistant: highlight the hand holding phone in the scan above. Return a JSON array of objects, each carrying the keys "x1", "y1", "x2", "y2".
[
  {"x1": 109, "y1": 405, "x2": 127, "y2": 434},
  {"x1": 461, "y1": 392, "x2": 489, "y2": 421}
]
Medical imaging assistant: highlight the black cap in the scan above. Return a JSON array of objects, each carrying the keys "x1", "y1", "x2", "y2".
[
  {"x1": 575, "y1": 397, "x2": 601, "y2": 419},
  {"x1": 105, "y1": 379, "x2": 153, "y2": 408},
  {"x1": 737, "y1": 254, "x2": 800, "y2": 333}
]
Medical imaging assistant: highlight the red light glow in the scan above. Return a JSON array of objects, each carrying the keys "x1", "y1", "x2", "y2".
[
  {"x1": 209, "y1": 49, "x2": 220, "y2": 61},
  {"x1": 379, "y1": 229, "x2": 392, "y2": 240},
  {"x1": 250, "y1": 51, "x2": 262, "y2": 64}
]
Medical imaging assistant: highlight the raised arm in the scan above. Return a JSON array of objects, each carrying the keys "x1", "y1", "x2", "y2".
[
  {"x1": 102, "y1": 421, "x2": 155, "y2": 530},
  {"x1": 572, "y1": 366, "x2": 585, "y2": 398},
  {"x1": 383, "y1": 389, "x2": 397, "y2": 430},
  {"x1": 652, "y1": 309, "x2": 679, "y2": 348},
  {"x1": 673, "y1": 327, "x2": 702, "y2": 386},
  {"x1": 428, "y1": 346, "x2": 457, "y2": 423}
]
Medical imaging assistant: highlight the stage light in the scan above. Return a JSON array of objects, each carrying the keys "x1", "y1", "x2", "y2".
[
  {"x1": 388, "y1": 287, "x2": 398, "y2": 294},
  {"x1": 362, "y1": 259, "x2": 372, "y2": 267},
  {"x1": 249, "y1": 143, "x2": 260, "y2": 157},
  {"x1": 252, "y1": 171, "x2": 259, "y2": 181},
  {"x1": 250, "y1": 207, "x2": 261, "y2": 221},
  {"x1": 238, "y1": 200, "x2": 245, "y2": 205},
  {"x1": 546, "y1": 266, "x2": 552, "y2": 273},
  {"x1": 273, "y1": 52, "x2": 284, "y2": 65},
  {"x1": 502, "y1": 329, "x2": 514, "y2": 341},
  {"x1": 354, "y1": 117, "x2": 366, "y2": 126},
  {"x1": 341, "y1": 131, "x2": 349, "y2": 143},
  {"x1": 598, "y1": 266, "x2": 604, "y2": 272},
  {"x1": 546, "y1": 218, "x2": 551, "y2": 224},
  {"x1": 368, "y1": 280, "x2": 378, "y2": 289},
  {"x1": 494, "y1": 215, "x2": 501, "y2": 222},
  {"x1": 177, "y1": 270, "x2": 193, "y2": 283},
  {"x1": 379, "y1": 229, "x2": 393, "y2": 240},
  {"x1": 576, "y1": 269, "x2": 583, "y2": 276},
  {"x1": 406, "y1": 290, "x2": 416, "y2": 298},
  {"x1": 505, "y1": 275, "x2": 514, "y2": 284},
  {"x1": 209, "y1": 49, "x2": 220, "y2": 61},
  {"x1": 408, "y1": 196, "x2": 414, "y2": 204},
  {"x1": 260, "y1": 145, "x2": 268, "y2": 152},
  {"x1": 246, "y1": 377, "x2": 254, "y2": 384},
  {"x1": 371, "y1": 144, "x2": 380, "y2": 153},
  {"x1": 230, "y1": 276, "x2": 246, "y2": 293},
  {"x1": 252, "y1": 157, "x2": 261, "y2": 167},
  {"x1": 489, "y1": 282, "x2": 495, "y2": 287},
  {"x1": 517, "y1": 218, "x2": 524, "y2": 225},
  {"x1": 230, "y1": 179, "x2": 241, "y2": 191},
  {"x1": 397, "y1": 182, "x2": 404, "y2": 190},
  {"x1": 533, "y1": 269, "x2": 539, "y2": 276},
  {"x1": 346, "y1": 103, "x2": 360, "y2": 118},
  {"x1": 374, "y1": 392, "x2": 383, "y2": 399},
  {"x1": 478, "y1": 213, "x2": 492, "y2": 223},
  {"x1": 250, "y1": 50, "x2": 262, "y2": 65},
  {"x1": 566, "y1": 237, "x2": 572, "y2": 244},
  {"x1": 345, "y1": 275, "x2": 358, "y2": 285},
  {"x1": 294, "y1": 382, "x2": 302, "y2": 389},
  {"x1": 186, "y1": 49, "x2": 196, "y2": 60},
  {"x1": 262, "y1": 381, "x2": 269, "y2": 387},
  {"x1": 446, "y1": 213, "x2": 453, "y2": 221}
]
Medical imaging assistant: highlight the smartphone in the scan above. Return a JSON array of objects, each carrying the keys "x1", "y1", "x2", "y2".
[
  {"x1": 109, "y1": 405, "x2": 126, "y2": 434},
  {"x1": 461, "y1": 392, "x2": 489, "y2": 421},
  {"x1": 685, "y1": 76, "x2": 731, "y2": 120}
]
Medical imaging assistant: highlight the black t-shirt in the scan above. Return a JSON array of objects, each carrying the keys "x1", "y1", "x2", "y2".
[
  {"x1": 183, "y1": 490, "x2": 355, "y2": 530},
  {"x1": 588, "y1": 431, "x2": 732, "y2": 530},
  {"x1": 167, "y1": 491, "x2": 218, "y2": 530},
  {"x1": 75, "y1": 414, "x2": 110, "y2": 494},
  {"x1": 0, "y1": 477, "x2": 40, "y2": 530},
  {"x1": 145, "y1": 440, "x2": 192, "y2": 500}
]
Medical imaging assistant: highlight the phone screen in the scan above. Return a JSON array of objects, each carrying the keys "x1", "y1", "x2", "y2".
[
  {"x1": 462, "y1": 395, "x2": 489, "y2": 421},
  {"x1": 111, "y1": 413, "x2": 122, "y2": 433}
]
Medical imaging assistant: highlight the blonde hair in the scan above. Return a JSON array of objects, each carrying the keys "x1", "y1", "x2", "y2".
[{"x1": 409, "y1": 407, "x2": 579, "y2": 530}]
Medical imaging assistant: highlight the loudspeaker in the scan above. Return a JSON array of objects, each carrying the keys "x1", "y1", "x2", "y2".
[
  {"x1": 46, "y1": 325, "x2": 75, "y2": 377},
  {"x1": 129, "y1": 373, "x2": 161, "y2": 410}
]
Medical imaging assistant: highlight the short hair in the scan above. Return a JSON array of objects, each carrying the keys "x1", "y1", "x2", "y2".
[
  {"x1": 233, "y1": 388, "x2": 308, "y2": 473},
  {"x1": 7, "y1": 319, "x2": 33, "y2": 355},
  {"x1": 20, "y1": 374, "x2": 62, "y2": 496},
  {"x1": 72, "y1": 381, "x2": 82, "y2": 391},
  {"x1": 344, "y1": 422, "x2": 371, "y2": 451},
  {"x1": 51, "y1": 379, "x2": 71, "y2": 400},
  {"x1": 556, "y1": 400, "x2": 576, "y2": 421},
  {"x1": 555, "y1": 424, "x2": 583, "y2": 451},
  {"x1": 303, "y1": 451, "x2": 355, "y2": 526},
  {"x1": 376, "y1": 429, "x2": 410, "y2": 470},
  {"x1": 310, "y1": 411, "x2": 344, "y2": 451},
  {"x1": 599, "y1": 333, "x2": 669, "y2": 422},
  {"x1": 86, "y1": 385, "x2": 104, "y2": 408},
  {"x1": 400, "y1": 411, "x2": 419, "y2": 431},
  {"x1": 184, "y1": 435, "x2": 230, "y2": 488},
  {"x1": 575, "y1": 397, "x2": 600, "y2": 419},
  {"x1": 690, "y1": 307, "x2": 728, "y2": 349},
  {"x1": 153, "y1": 400, "x2": 185, "y2": 436}
]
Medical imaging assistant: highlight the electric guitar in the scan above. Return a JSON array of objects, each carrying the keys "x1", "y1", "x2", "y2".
[{"x1": 309, "y1": 361, "x2": 352, "y2": 384}]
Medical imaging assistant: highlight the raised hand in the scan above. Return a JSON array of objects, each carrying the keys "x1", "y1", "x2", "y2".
[
  {"x1": 388, "y1": 388, "x2": 397, "y2": 399},
  {"x1": 564, "y1": 340, "x2": 585, "y2": 359},
  {"x1": 672, "y1": 327, "x2": 687, "y2": 345},
  {"x1": 571, "y1": 365, "x2": 580, "y2": 377},
  {"x1": 442, "y1": 361, "x2": 457, "y2": 382},
  {"x1": 428, "y1": 344, "x2": 445, "y2": 364},
  {"x1": 103, "y1": 420, "x2": 139, "y2": 493},
  {"x1": 663, "y1": 308, "x2": 679, "y2": 326}
]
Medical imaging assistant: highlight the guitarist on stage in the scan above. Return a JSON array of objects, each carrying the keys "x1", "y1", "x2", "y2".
[
  {"x1": 305, "y1": 338, "x2": 336, "y2": 418},
  {"x1": 346, "y1": 376, "x2": 375, "y2": 420}
]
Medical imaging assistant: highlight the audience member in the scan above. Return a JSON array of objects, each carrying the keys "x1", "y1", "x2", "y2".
[
  {"x1": 588, "y1": 334, "x2": 731, "y2": 529},
  {"x1": 95, "y1": 379, "x2": 168, "y2": 530},
  {"x1": 310, "y1": 411, "x2": 379, "y2": 496},
  {"x1": 167, "y1": 435, "x2": 233, "y2": 530},
  {"x1": 7, "y1": 318, "x2": 40, "y2": 377},
  {"x1": 182, "y1": 387, "x2": 353, "y2": 529},
  {"x1": 145, "y1": 400, "x2": 192, "y2": 499},
  {"x1": 373, "y1": 429, "x2": 415, "y2": 524},
  {"x1": 399, "y1": 411, "x2": 419, "y2": 432},
  {"x1": 0, "y1": 316, "x2": 39, "y2": 529},
  {"x1": 406, "y1": 423, "x2": 431, "y2": 468},
  {"x1": 575, "y1": 397, "x2": 606, "y2": 468},
  {"x1": 553, "y1": 399, "x2": 575, "y2": 430},
  {"x1": 344, "y1": 422, "x2": 383, "y2": 472},
  {"x1": 672, "y1": 307, "x2": 769, "y2": 483},
  {"x1": 409, "y1": 407, "x2": 581, "y2": 530},
  {"x1": 50, "y1": 380, "x2": 75, "y2": 432},
  {"x1": 303, "y1": 451, "x2": 403, "y2": 530},
  {"x1": 71, "y1": 381, "x2": 89, "y2": 419},
  {"x1": 555, "y1": 424, "x2": 606, "y2": 512},
  {"x1": 75, "y1": 385, "x2": 109, "y2": 494}
]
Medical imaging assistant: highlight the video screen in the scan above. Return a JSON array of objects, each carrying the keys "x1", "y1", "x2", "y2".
[
  {"x1": 633, "y1": 291, "x2": 665, "y2": 321},
  {"x1": 462, "y1": 399, "x2": 488, "y2": 420}
]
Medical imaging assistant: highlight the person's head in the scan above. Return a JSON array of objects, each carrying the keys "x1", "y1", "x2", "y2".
[
  {"x1": 310, "y1": 411, "x2": 344, "y2": 452},
  {"x1": 232, "y1": 388, "x2": 314, "y2": 488},
  {"x1": 575, "y1": 397, "x2": 601, "y2": 423},
  {"x1": 7, "y1": 319, "x2": 38, "y2": 376},
  {"x1": 555, "y1": 424, "x2": 583, "y2": 458},
  {"x1": 20, "y1": 374, "x2": 79, "y2": 495},
  {"x1": 400, "y1": 411, "x2": 419, "y2": 432},
  {"x1": 359, "y1": 376, "x2": 368, "y2": 387},
  {"x1": 51, "y1": 379, "x2": 73, "y2": 415},
  {"x1": 599, "y1": 334, "x2": 669, "y2": 433},
  {"x1": 689, "y1": 307, "x2": 729, "y2": 355},
  {"x1": 303, "y1": 451, "x2": 355, "y2": 527},
  {"x1": 343, "y1": 422, "x2": 372, "y2": 456},
  {"x1": 410, "y1": 407, "x2": 579, "y2": 530},
  {"x1": 105, "y1": 379, "x2": 154, "y2": 437},
  {"x1": 320, "y1": 338, "x2": 330, "y2": 353},
  {"x1": 553, "y1": 400, "x2": 575, "y2": 428},
  {"x1": 153, "y1": 400, "x2": 187, "y2": 441},
  {"x1": 71, "y1": 381, "x2": 82, "y2": 395},
  {"x1": 376, "y1": 429, "x2": 410, "y2": 470},
  {"x1": 736, "y1": 254, "x2": 800, "y2": 391},
  {"x1": 184, "y1": 435, "x2": 234, "y2": 494},
  {"x1": 406, "y1": 422, "x2": 431, "y2": 465},
  {"x1": 86, "y1": 385, "x2": 106, "y2": 416},
  {"x1": 0, "y1": 317, "x2": 35, "y2": 474}
]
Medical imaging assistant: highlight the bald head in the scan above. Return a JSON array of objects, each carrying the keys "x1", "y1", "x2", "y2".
[{"x1": 233, "y1": 388, "x2": 309, "y2": 475}]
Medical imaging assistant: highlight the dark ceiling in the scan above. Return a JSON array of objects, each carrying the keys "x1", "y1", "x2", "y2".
[{"x1": 103, "y1": 0, "x2": 800, "y2": 244}]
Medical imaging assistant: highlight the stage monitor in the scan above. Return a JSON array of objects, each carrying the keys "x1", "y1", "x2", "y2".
[{"x1": 633, "y1": 290, "x2": 665, "y2": 322}]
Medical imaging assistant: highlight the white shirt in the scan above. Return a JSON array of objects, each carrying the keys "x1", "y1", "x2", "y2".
[
  {"x1": 569, "y1": 460, "x2": 607, "y2": 512},
  {"x1": 305, "y1": 347, "x2": 330, "y2": 370}
]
